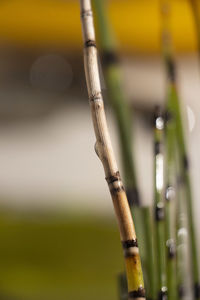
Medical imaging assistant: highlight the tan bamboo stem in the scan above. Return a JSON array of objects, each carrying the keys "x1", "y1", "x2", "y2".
[{"x1": 79, "y1": 1, "x2": 145, "y2": 299}]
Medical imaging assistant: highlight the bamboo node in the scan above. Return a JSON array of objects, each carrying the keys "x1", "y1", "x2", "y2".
[
  {"x1": 106, "y1": 171, "x2": 121, "y2": 184},
  {"x1": 158, "y1": 287, "x2": 167, "y2": 300},
  {"x1": 85, "y1": 40, "x2": 96, "y2": 48},
  {"x1": 166, "y1": 238, "x2": 176, "y2": 258},
  {"x1": 128, "y1": 287, "x2": 146, "y2": 299},
  {"x1": 89, "y1": 92, "x2": 102, "y2": 102},
  {"x1": 122, "y1": 239, "x2": 138, "y2": 249},
  {"x1": 155, "y1": 141, "x2": 161, "y2": 155},
  {"x1": 81, "y1": 9, "x2": 92, "y2": 18},
  {"x1": 155, "y1": 202, "x2": 165, "y2": 221}
]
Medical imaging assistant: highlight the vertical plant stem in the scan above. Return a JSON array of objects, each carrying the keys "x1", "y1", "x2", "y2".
[
  {"x1": 119, "y1": 273, "x2": 129, "y2": 300},
  {"x1": 142, "y1": 206, "x2": 157, "y2": 300},
  {"x1": 153, "y1": 106, "x2": 167, "y2": 300},
  {"x1": 175, "y1": 155, "x2": 189, "y2": 299},
  {"x1": 79, "y1": 1, "x2": 145, "y2": 299},
  {"x1": 160, "y1": 1, "x2": 200, "y2": 299},
  {"x1": 92, "y1": 1, "x2": 155, "y2": 298},
  {"x1": 164, "y1": 94, "x2": 178, "y2": 300},
  {"x1": 170, "y1": 84, "x2": 200, "y2": 300},
  {"x1": 92, "y1": 0, "x2": 138, "y2": 204}
]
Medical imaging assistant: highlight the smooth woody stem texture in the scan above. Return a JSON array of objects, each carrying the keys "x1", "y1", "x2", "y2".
[
  {"x1": 92, "y1": 2, "x2": 155, "y2": 297},
  {"x1": 92, "y1": 0, "x2": 139, "y2": 206},
  {"x1": 153, "y1": 106, "x2": 167, "y2": 300},
  {"x1": 79, "y1": 1, "x2": 145, "y2": 299},
  {"x1": 160, "y1": 1, "x2": 200, "y2": 299}
]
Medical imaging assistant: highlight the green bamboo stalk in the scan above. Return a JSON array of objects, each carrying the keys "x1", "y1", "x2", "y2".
[
  {"x1": 92, "y1": 0, "x2": 138, "y2": 203},
  {"x1": 92, "y1": 1, "x2": 155, "y2": 299},
  {"x1": 174, "y1": 131, "x2": 190, "y2": 299},
  {"x1": 142, "y1": 206, "x2": 157, "y2": 300},
  {"x1": 176, "y1": 158, "x2": 189, "y2": 299},
  {"x1": 160, "y1": 1, "x2": 200, "y2": 299},
  {"x1": 169, "y1": 84, "x2": 200, "y2": 300},
  {"x1": 153, "y1": 106, "x2": 167, "y2": 300},
  {"x1": 79, "y1": 1, "x2": 145, "y2": 299},
  {"x1": 118, "y1": 273, "x2": 129, "y2": 300},
  {"x1": 164, "y1": 93, "x2": 178, "y2": 300}
]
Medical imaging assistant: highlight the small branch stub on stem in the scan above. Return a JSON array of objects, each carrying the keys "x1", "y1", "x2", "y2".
[{"x1": 79, "y1": 0, "x2": 145, "y2": 299}]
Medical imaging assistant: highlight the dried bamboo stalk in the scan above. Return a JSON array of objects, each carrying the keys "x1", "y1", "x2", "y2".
[
  {"x1": 92, "y1": 0, "x2": 138, "y2": 204},
  {"x1": 79, "y1": 1, "x2": 145, "y2": 299},
  {"x1": 92, "y1": 1, "x2": 155, "y2": 298}
]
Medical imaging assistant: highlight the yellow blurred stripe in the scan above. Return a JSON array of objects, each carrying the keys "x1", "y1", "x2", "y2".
[{"x1": 0, "y1": 0, "x2": 197, "y2": 53}]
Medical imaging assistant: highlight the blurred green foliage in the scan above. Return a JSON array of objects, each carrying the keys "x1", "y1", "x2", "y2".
[{"x1": 0, "y1": 210, "x2": 123, "y2": 300}]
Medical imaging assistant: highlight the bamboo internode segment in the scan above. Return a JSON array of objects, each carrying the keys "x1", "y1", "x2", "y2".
[
  {"x1": 79, "y1": 0, "x2": 145, "y2": 299},
  {"x1": 93, "y1": 0, "x2": 139, "y2": 206}
]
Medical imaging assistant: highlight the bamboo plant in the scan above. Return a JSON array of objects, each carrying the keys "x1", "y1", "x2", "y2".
[
  {"x1": 92, "y1": 0, "x2": 138, "y2": 204},
  {"x1": 153, "y1": 106, "x2": 167, "y2": 300},
  {"x1": 164, "y1": 91, "x2": 178, "y2": 300},
  {"x1": 160, "y1": 1, "x2": 200, "y2": 299},
  {"x1": 176, "y1": 151, "x2": 189, "y2": 299},
  {"x1": 92, "y1": 1, "x2": 155, "y2": 299},
  {"x1": 79, "y1": 0, "x2": 145, "y2": 299}
]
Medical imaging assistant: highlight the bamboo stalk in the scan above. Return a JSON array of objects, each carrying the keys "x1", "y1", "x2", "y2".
[
  {"x1": 170, "y1": 84, "x2": 200, "y2": 300},
  {"x1": 142, "y1": 206, "x2": 157, "y2": 300},
  {"x1": 153, "y1": 106, "x2": 167, "y2": 300},
  {"x1": 119, "y1": 273, "x2": 129, "y2": 300},
  {"x1": 176, "y1": 155, "x2": 189, "y2": 300},
  {"x1": 79, "y1": 1, "x2": 145, "y2": 299},
  {"x1": 164, "y1": 94, "x2": 177, "y2": 300},
  {"x1": 92, "y1": 0, "x2": 138, "y2": 205},
  {"x1": 160, "y1": 1, "x2": 200, "y2": 299},
  {"x1": 92, "y1": 2, "x2": 155, "y2": 298}
]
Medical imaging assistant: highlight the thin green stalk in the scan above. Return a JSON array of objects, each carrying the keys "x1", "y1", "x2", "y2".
[
  {"x1": 176, "y1": 160, "x2": 189, "y2": 299},
  {"x1": 118, "y1": 273, "x2": 128, "y2": 300},
  {"x1": 143, "y1": 206, "x2": 157, "y2": 300},
  {"x1": 153, "y1": 106, "x2": 167, "y2": 300},
  {"x1": 92, "y1": 1, "x2": 155, "y2": 299},
  {"x1": 164, "y1": 94, "x2": 178, "y2": 300},
  {"x1": 92, "y1": 0, "x2": 138, "y2": 202},
  {"x1": 160, "y1": 1, "x2": 200, "y2": 298},
  {"x1": 169, "y1": 84, "x2": 200, "y2": 300}
]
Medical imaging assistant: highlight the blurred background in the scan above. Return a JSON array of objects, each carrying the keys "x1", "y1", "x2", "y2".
[{"x1": 0, "y1": 0, "x2": 200, "y2": 299}]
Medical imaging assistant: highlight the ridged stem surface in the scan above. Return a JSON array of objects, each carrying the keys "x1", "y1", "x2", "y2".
[{"x1": 80, "y1": 1, "x2": 145, "y2": 299}]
